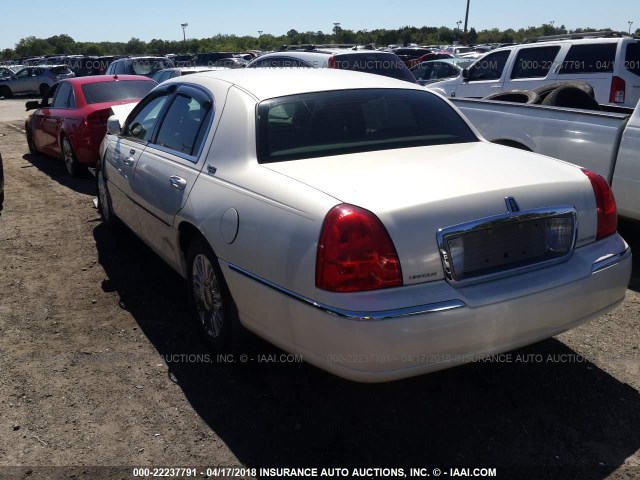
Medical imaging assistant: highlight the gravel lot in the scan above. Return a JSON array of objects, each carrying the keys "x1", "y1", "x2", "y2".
[{"x1": 0, "y1": 105, "x2": 639, "y2": 480}]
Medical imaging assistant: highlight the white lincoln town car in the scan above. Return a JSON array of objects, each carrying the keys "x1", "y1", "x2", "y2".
[{"x1": 98, "y1": 69, "x2": 631, "y2": 382}]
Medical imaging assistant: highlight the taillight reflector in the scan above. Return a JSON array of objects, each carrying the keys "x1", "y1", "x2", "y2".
[
  {"x1": 316, "y1": 204, "x2": 403, "y2": 292},
  {"x1": 582, "y1": 169, "x2": 617, "y2": 240}
]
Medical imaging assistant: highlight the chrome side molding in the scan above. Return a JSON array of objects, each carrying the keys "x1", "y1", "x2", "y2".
[
  {"x1": 592, "y1": 248, "x2": 632, "y2": 273},
  {"x1": 227, "y1": 263, "x2": 466, "y2": 321}
]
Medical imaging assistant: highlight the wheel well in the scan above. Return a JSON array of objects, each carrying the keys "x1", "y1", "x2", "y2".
[
  {"x1": 178, "y1": 222, "x2": 204, "y2": 257},
  {"x1": 492, "y1": 139, "x2": 532, "y2": 151}
]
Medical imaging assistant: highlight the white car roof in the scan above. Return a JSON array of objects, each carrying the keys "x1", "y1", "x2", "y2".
[{"x1": 167, "y1": 68, "x2": 424, "y2": 101}]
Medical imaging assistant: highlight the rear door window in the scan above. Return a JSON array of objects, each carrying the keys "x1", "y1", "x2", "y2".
[
  {"x1": 511, "y1": 46, "x2": 560, "y2": 79},
  {"x1": 559, "y1": 43, "x2": 616, "y2": 74},
  {"x1": 625, "y1": 41, "x2": 640, "y2": 77}
]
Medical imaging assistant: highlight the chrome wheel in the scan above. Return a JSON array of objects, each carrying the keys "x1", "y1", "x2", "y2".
[{"x1": 192, "y1": 253, "x2": 224, "y2": 339}]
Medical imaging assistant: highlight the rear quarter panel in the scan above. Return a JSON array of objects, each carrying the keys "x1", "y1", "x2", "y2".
[{"x1": 177, "y1": 86, "x2": 339, "y2": 296}]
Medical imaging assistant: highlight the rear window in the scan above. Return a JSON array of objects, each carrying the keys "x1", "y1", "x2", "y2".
[
  {"x1": 81, "y1": 80, "x2": 156, "y2": 104},
  {"x1": 559, "y1": 44, "x2": 616, "y2": 74},
  {"x1": 257, "y1": 89, "x2": 478, "y2": 163},
  {"x1": 626, "y1": 42, "x2": 640, "y2": 77},
  {"x1": 332, "y1": 53, "x2": 416, "y2": 83}
]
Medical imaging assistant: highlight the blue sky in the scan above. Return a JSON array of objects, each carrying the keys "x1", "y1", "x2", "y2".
[{"x1": 2, "y1": 0, "x2": 638, "y2": 49}]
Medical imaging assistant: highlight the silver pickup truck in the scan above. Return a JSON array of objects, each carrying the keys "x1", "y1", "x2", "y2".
[{"x1": 452, "y1": 96, "x2": 640, "y2": 221}]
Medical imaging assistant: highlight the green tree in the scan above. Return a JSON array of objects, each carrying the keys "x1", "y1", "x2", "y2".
[
  {"x1": 15, "y1": 36, "x2": 54, "y2": 56},
  {"x1": 46, "y1": 34, "x2": 76, "y2": 53},
  {"x1": 125, "y1": 37, "x2": 146, "y2": 55}
]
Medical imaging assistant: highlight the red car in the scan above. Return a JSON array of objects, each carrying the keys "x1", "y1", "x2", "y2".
[{"x1": 25, "y1": 75, "x2": 156, "y2": 176}]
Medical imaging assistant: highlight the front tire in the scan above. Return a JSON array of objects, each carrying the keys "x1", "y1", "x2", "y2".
[
  {"x1": 187, "y1": 236, "x2": 237, "y2": 351},
  {"x1": 96, "y1": 159, "x2": 119, "y2": 229},
  {"x1": 62, "y1": 136, "x2": 81, "y2": 177}
]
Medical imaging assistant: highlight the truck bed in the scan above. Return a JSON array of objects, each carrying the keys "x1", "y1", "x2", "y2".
[
  {"x1": 451, "y1": 98, "x2": 631, "y2": 182},
  {"x1": 452, "y1": 97, "x2": 640, "y2": 221}
]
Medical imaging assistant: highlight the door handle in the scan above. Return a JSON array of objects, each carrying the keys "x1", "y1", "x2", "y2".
[
  {"x1": 170, "y1": 176, "x2": 187, "y2": 190},
  {"x1": 123, "y1": 157, "x2": 135, "y2": 166}
]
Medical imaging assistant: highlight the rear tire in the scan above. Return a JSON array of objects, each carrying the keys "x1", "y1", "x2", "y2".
[
  {"x1": 62, "y1": 136, "x2": 81, "y2": 177},
  {"x1": 187, "y1": 236, "x2": 238, "y2": 352},
  {"x1": 39, "y1": 83, "x2": 50, "y2": 97},
  {"x1": 1, "y1": 86, "x2": 13, "y2": 99},
  {"x1": 26, "y1": 126, "x2": 37, "y2": 154}
]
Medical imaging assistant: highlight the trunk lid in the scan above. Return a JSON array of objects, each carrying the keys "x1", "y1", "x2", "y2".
[{"x1": 265, "y1": 142, "x2": 598, "y2": 285}]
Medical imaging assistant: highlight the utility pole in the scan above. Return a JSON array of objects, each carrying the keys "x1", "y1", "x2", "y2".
[
  {"x1": 629, "y1": 21, "x2": 634, "y2": 35},
  {"x1": 181, "y1": 23, "x2": 188, "y2": 43},
  {"x1": 463, "y1": 0, "x2": 470, "y2": 42}
]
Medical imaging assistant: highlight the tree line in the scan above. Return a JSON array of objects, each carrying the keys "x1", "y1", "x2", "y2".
[{"x1": 2, "y1": 24, "x2": 638, "y2": 59}]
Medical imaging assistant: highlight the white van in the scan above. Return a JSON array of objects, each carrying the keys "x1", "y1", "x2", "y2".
[{"x1": 428, "y1": 33, "x2": 640, "y2": 107}]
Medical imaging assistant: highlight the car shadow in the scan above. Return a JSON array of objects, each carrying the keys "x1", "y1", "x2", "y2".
[
  {"x1": 619, "y1": 219, "x2": 640, "y2": 293},
  {"x1": 22, "y1": 153, "x2": 95, "y2": 196},
  {"x1": 92, "y1": 222, "x2": 640, "y2": 478}
]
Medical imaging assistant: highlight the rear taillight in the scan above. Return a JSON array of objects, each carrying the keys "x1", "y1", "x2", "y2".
[
  {"x1": 83, "y1": 111, "x2": 110, "y2": 128},
  {"x1": 609, "y1": 76, "x2": 626, "y2": 104},
  {"x1": 328, "y1": 56, "x2": 337, "y2": 69},
  {"x1": 316, "y1": 204, "x2": 403, "y2": 292},
  {"x1": 582, "y1": 169, "x2": 617, "y2": 240}
]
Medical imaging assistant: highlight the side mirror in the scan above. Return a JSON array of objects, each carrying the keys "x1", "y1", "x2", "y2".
[
  {"x1": 106, "y1": 115, "x2": 122, "y2": 135},
  {"x1": 25, "y1": 100, "x2": 40, "y2": 111},
  {"x1": 462, "y1": 68, "x2": 470, "y2": 81}
]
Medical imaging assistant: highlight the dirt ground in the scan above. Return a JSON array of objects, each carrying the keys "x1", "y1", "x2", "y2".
[{"x1": 0, "y1": 118, "x2": 639, "y2": 480}]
